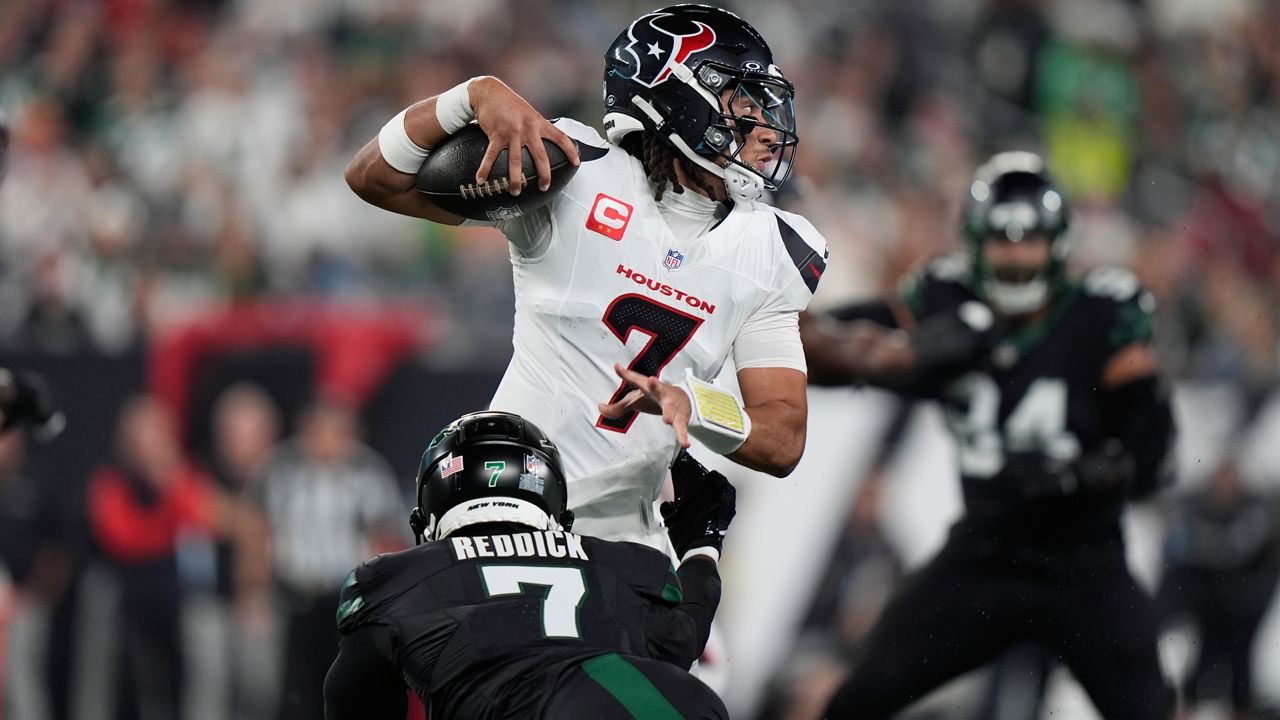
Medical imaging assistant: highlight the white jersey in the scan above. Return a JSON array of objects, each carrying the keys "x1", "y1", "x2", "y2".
[{"x1": 483, "y1": 118, "x2": 827, "y2": 545}]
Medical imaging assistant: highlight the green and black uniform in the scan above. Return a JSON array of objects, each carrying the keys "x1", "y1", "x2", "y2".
[
  {"x1": 821, "y1": 254, "x2": 1176, "y2": 720},
  {"x1": 323, "y1": 521, "x2": 727, "y2": 720}
]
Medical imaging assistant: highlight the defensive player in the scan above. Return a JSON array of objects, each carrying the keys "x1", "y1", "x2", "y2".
[
  {"x1": 801, "y1": 152, "x2": 1178, "y2": 719},
  {"x1": 322, "y1": 411, "x2": 736, "y2": 719},
  {"x1": 345, "y1": 4, "x2": 826, "y2": 549}
]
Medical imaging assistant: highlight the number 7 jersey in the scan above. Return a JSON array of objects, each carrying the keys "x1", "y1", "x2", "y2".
[{"x1": 483, "y1": 118, "x2": 827, "y2": 545}]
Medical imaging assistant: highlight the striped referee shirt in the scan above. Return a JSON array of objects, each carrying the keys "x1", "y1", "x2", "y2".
[{"x1": 256, "y1": 440, "x2": 405, "y2": 596}]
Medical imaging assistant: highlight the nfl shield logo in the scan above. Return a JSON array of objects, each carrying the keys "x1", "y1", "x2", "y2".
[{"x1": 664, "y1": 249, "x2": 684, "y2": 270}]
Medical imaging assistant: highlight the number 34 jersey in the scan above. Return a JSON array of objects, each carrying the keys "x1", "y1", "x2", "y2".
[
  {"x1": 482, "y1": 118, "x2": 827, "y2": 541},
  {"x1": 899, "y1": 254, "x2": 1158, "y2": 533}
]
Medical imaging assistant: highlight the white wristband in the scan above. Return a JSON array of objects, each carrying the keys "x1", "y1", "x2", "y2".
[
  {"x1": 435, "y1": 78, "x2": 477, "y2": 135},
  {"x1": 377, "y1": 108, "x2": 430, "y2": 174},
  {"x1": 679, "y1": 369, "x2": 751, "y2": 455},
  {"x1": 680, "y1": 547, "x2": 720, "y2": 564}
]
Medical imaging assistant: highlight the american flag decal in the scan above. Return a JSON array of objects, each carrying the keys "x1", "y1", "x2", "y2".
[{"x1": 439, "y1": 453, "x2": 464, "y2": 478}]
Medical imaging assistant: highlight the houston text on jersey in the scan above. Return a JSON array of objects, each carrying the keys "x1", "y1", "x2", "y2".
[{"x1": 615, "y1": 264, "x2": 716, "y2": 314}]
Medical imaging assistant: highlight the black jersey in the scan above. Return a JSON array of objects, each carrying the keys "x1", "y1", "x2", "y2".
[
  {"x1": 897, "y1": 254, "x2": 1158, "y2": 539},
  {"x1": 333, "y1": 523, "x2": 718, "y2": 719}
]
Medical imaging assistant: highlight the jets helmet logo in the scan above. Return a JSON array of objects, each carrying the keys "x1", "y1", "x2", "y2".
[{"x1": 622, "y1": 12, "x2": 716, "y2": 88}]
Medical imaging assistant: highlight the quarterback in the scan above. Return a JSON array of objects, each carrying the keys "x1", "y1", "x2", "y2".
[{"x1": 346, "y1": 5, "x2": 827, "y2": 549}]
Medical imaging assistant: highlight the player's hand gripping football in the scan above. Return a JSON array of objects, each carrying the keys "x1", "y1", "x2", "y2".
[
  {"x1": 661, "y1": 450, "x2": 737, "y2": 559},
  {"x1": 470, "y1": 77, "x2": 579, "y2": 196},
  {"x1": 598, "y1": 364, "x2": 695, "y2": 448}
]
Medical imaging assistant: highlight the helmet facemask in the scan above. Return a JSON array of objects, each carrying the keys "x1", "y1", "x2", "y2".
[
  {"x1": 703, "y1": 70, "x2": 798, "y2": 196},
  {"x1": 963, "y1": 152, "x2": 1070, "y2": 317}
]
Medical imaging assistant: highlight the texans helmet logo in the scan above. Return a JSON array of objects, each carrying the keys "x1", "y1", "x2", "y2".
[{"x1": 623, "y1": 11, "x2": 717, "y2": 88}]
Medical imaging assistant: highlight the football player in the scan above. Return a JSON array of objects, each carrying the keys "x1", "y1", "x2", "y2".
[
  {"x1": 801, "y1": 152, "x2": 1178, "y2": 719},
  {"x1": 345, "y1": 4, "x2": 826, "y2": 550},
  {"x1": 323, "y1": 411, "x2": 735, "y2": 719}
]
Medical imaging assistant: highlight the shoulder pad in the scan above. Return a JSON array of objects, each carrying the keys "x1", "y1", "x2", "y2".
[
  {"x1": 335, "y1": 544, "x2": 451, "y2": 632},
  {"x1": 1080, "y1": 266, "x2": 1143, "y2": 303},
  {"x1": 770, "y1": 210, "x2": 829, "y2": 307},
  {"x1": 1080, "y1": 266, "x2": 1157, "y2": 350},
  {"x1": 898, "y1": 253, "x2": 975, "y2": 318},
  {"x1": 336, "y1": 563, "x2": 372, "y2": 631},
  {"x1": 551, "y1": 117, "x2": 610, "y2": 161}
]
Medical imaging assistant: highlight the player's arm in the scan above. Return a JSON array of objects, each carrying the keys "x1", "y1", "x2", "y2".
[
  {"x1": 1095, "y1": 343, "x2": 1177, "y2": 499},
  {"x1": 800, "y1": 304, "x2": 911, "y2": 387},
  {"x1": 644, "y1": 452, "x2": 735, "y2": 668},
  {"x1": 345, "y1": 76, "x2": 579, "y2": 223},
  {"x1": 598, "y1": 362, "x2": 807, "y2": 477},
  {"x1": 729, "y1": 366, "x2": 807, "y2": 476},
  {"x1": 801, "y1": 298, "x2": 997, "y2": 392},
  {"x1": 324, "y1": 623, "x2": 409, "y2": 720}
]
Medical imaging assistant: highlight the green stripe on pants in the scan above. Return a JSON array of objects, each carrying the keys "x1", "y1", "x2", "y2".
[{"x1": 581, "y1": 653, "x2": 685, "y2": 720}]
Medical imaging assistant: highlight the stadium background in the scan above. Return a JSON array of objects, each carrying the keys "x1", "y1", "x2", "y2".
[{"x1": 1, "y1": 0, "x2": 1279, "y2": 718}]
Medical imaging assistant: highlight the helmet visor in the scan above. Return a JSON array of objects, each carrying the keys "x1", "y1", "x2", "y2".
[{"x1": 715, "y1": 75, "x2": 798, "y2": 190}]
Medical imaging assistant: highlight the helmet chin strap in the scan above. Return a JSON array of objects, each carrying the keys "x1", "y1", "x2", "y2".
[{"x1": 630, "y1": 96, "x2": 765, "y2": 203}]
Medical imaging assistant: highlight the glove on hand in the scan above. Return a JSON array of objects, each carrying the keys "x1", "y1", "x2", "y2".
[
  {"x1": 1002, "y1": 440, "x2": 1133, "y2": 500},
  {"x1": 661, "y1": 450, "x2": 737, "y2": 559}
]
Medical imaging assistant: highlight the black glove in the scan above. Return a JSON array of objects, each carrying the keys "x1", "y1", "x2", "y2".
[
  {"x1": 0, "y1": 369, "x2": 64, "y2": 441},
  {"x1": 1001, "y1": 441, "x2": 1134, "y2": 500},
  {"x1": 661, "y1": 450, "x2": 736, "y2": 559}
]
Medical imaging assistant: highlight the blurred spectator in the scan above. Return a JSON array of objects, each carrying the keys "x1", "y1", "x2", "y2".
[
  {"x1": 798, "y1": 465, "x2": 901, "y2": 659},
  {"x1": 760, "y1": 408, "x2": 907, "y2": 720},
  {"x1": 210, "y1": 383, "x2": 279, "y2": 604},
  {"x1": 1159, "y1": 460, "x2": 1280, "y2": 719},
  {"x1": 970, "y1": 0, "x2": 1051, "y2": 146},
  {"x1": 87, "y1": 395, "x2": 231, "y2": 720},
  {"x1": 196, "y1": 382, "x2": 281, "y2": 720},
  {"x1": 245, "y1": 398, "x2": 403, "y2": 720},
  {"x1": 0, "y1": 426, "x2": 73, "y2": 720}
]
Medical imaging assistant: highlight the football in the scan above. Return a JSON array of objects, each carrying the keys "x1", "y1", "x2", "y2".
[{"x1": 415, "y1": 123, "x2": 579, "y2": 221}]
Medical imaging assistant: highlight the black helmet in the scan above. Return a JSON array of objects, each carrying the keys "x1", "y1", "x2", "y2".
[
  {"x1": 410, "y1": 411, "x2": 573, "y2": 542},
  {"x1": 603, "y1": 4, "x2": 798, "y2": 202},
  {"x1": 962, "y1": 151, "x2": 1071, "y2": 315}
]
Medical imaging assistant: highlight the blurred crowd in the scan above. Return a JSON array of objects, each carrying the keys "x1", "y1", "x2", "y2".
[{"x1": 2, "y1": 0, "x2": 1280, "y2": 718}]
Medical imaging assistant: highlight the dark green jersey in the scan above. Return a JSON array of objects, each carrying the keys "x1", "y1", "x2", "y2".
[
  {"x1": 334, "y1": 524, "x2": 718, "y2": 719},
  {"x1": 898, "y1": 253, "x2": 1158, "y2": 538}
]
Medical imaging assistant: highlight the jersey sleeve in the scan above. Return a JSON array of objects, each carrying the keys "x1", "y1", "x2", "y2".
[
  {"x1": 1080, "y1": 266, "x2": 1157, "y2": 354},
  {"x1": 769, "y1": 210, "x2": 829, "y2": 312},
  {"x1": 336, "y1": 545, "x2": 448, "y2": 633},
  {"x1": 324, "y1": 623, "x2": 409, "y2": 720},
  {"x1": 591, "y1": 538, "x2": 684, "y2": 605},
  {"x1": 643, "y1": 558, "x2": 722, "y2": 669}
]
